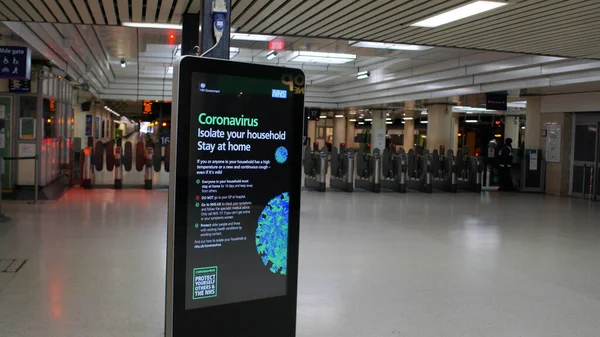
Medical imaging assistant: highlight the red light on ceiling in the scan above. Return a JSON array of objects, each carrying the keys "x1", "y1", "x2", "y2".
[
  {"x1": 269, "y1": 40, "x2": 285, "y2": 50},
  {"x1": 169, "y1": 34, "x2": 175, "y2": 39}
]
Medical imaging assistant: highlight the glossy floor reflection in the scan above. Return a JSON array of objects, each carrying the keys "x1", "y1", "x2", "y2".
[{"x1": 1, "y1": 189, "x2": 600, "y2": 336}]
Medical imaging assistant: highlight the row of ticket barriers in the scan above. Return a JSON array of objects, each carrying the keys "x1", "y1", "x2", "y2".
[
  {"x1": 303, "y1": 143, "x2": 483, "y2": 193},
  {"x1": 81, "y1": 137, "x2": 169, "y2": 190}
]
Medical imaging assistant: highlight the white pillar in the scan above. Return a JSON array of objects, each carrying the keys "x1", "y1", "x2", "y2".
[
  {"x1": 452, "y1": 116, "x2": 459, "y2": 153},
  {"x1": 504, "y1": 116, "x2": 520, "y2": 144},
  {"x1": 306, "y1": 120, "x2": 316, "y2": 145},
  {"x1": 427, "y1": 104, "x2": 454, "y2": 152},
  {"x1": 333, "y1": 116, "x2": 346, "y2": 150},
  {"x1": 371, "y1": 110, "x2": 386, "y2": 153},
  {"x1": 525, "y1": 96, "x2": 541, "y2": 149},
  {"x1": 346, "y1": 120, "x2": 355, "y2": 149},
  {"x1": 403, "y1": 119, "x2": 414, "y2": 151}
]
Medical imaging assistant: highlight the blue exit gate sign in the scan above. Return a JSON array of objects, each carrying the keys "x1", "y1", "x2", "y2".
[{"x1": 0, "y1": 46, "x2": 32, "y2": 80}]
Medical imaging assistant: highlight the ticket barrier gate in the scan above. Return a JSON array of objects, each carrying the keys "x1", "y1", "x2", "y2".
[
  {"x1": 455, "y1": 149, "x2": 483, "y2": 192},
  {"x1": 355, "y1": 148, "x2": 381, "y2": 193},
  {"x1": 330, "y1": 146, "x2": 354, "y2": 192},
  {"x1": 303, "y1": 146, "x2": 328, "y2": 192},
  {"x1": 381, "y1": 148, "x2": 407, "y2": 193},
  {"x1": 431, "y1": 149, "x2": 457, "y2": 193},
  {"x1": 406, "y1": 149, "x2": 433, "y2": 193}
]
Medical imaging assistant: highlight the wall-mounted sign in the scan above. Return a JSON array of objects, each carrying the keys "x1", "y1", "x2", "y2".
[
  {"x1": 85, "y1": 115, "x2": 93, "y2": 137},
  {"x1": 546, "y1": 124, "x2": 561, "y2": 162},
  {"x1": 9, "y1": 79, "x2": 31, "y2": 92},
  {"x1": 19, "y1": 117, "x2": 36, "y2": 139},
  {"x1": 166, "y1": 57, "x2": 303, "y2": 337},
  {"x1": 94, "y1": 116, "x2": 100, "y2": 137},
  {"x1": 0, "y1": 46, "x2": 32, "y2": 80}
]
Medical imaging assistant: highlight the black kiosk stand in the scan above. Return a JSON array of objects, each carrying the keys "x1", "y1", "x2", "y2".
[{"x1": 166, "y1": 56, "x2": 304, "y2": 337}]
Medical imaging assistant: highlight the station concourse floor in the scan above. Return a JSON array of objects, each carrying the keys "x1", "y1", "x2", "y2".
[{"x1": 1, "y1": 189, "x2": 600, "y2": 337}]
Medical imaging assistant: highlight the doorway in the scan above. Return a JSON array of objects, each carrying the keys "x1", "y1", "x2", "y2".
[{"x1": 571, "y1": 119, "x2": 599, "y2": 199}]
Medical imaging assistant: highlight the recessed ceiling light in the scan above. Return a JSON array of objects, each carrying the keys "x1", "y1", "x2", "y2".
[
  {"x1": 231, "y1": 33, "x2": 276, "y2": 41},
  {"x1": 122, "y1": 22, "x2": 183, "y2": 29},
  {"x1": 412, "y1": 1, "x2": 508, "y2": 28},
  {"x1": 288, "y1": 51, "x2": 356, "y2": 64},
  {"x1": 349, "y1": 41, "x2": 432, "y2": 51}
]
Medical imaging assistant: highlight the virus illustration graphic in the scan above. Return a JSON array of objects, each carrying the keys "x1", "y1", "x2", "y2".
[
  {"x1": 256, "y1": 192, "x2": 289, "y2": 275},
  {"x1": 274, "y1": 146, "x2": 288, "y2": 164}
]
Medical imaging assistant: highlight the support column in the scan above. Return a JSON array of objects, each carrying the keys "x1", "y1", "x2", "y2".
[
  {"x1": 306, "y1": 120, "x2": 316, "y2": 146},
  {"x1": 346, "y1": 120, "x2": 355, "y2": 150},
  {"x1": 403, "y1": 119, "x2": 414, "y2": 151},
  {"x1": 452, "y1": 116, "x2": 459, "y2": 153},
  {"x1": 371, "y1": 110, "x2": 386, "y2": 153},
  {"x1": 504, "y1": 116, "x2": 520, "y2": 144},
  {"x1": 525, "y1": 96, "x2": 541, "y2": 149},
  {"x1": 427, "y1": 104, "x2": 454, "y2": 152},
  {"x1": 333, "y1": 116, "x2": 346, "y2": 150},
  {"x1": 200, "y1": 0, "x2": 232, "y2": 59}
]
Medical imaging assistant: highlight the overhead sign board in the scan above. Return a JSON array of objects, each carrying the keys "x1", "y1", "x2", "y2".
[
  {"x1": 9, "y1": 79, "x2": 31, "y2": 92},
  {"x1": 485, "y1": 93, "x2": 507, "y2": 111},
  {"x1": 167, "y1": 56, "x2": 304, "y2": 337},
  {"x1": 0, "y1": 46, "x2": 32, "y2": 80}
]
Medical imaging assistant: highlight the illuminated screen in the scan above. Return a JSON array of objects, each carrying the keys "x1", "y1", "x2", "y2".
[{"x1": 185, "y1": 73, "x2": 295, "y2": 310}]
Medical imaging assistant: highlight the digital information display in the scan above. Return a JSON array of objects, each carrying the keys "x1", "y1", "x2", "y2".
[
  {"x1": 185, "y1": 72, "x2": 293, "y2": 309},
  {"x1": 167, "y1": 57, "x2": 303, "y2": 337}
]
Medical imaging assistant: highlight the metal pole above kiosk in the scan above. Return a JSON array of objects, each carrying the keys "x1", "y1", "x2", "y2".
[{"x1": 200, "y1": 0, "x2": 231, "y2": 59}]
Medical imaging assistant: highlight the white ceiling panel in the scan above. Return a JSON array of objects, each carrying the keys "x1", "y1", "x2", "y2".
[
  {"x1": 72, "y1": 0, "x2": 94, "y2": 24},
  {"x1": 2, "y1": 0, "x2": 600, "y2": 59},
  {"x1": 0, "y1": 0, "x2": 33, "y2": 21}
]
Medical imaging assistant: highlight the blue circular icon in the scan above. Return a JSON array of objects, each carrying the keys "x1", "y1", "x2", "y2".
[{"x1": 275, "y1": 146, "x2": 288, "y2": 164}]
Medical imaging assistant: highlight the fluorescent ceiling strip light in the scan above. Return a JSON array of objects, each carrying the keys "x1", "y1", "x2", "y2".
[
  {"x1": 358, "y1": 122, "x2": 365, "y2": 125},
  {"x1": 386, "y1": 117, "x2": 392, "y2": 121},
  {"x1": 335, "y1": 115, "x2": 344, "y2": 118},
  {"x1": 356, "y1": 70, "x2": 370, "y2": 80},
  {"x1": 349, "y1": 119, "x2": 357, "y2": 122},
  {"x1": 420, "y1": 120, "x2": 428, "y2": 124},
  {"x1": 386, "y1": 121, "x2": 393, "y2": 124},
  {"x1": 421, "y1": 111, "x2": 428, "y2": 115},
  {"x1": 288, "y1": 51, "x2": 356, "y2": 64},
  {"x1": 412, "y1": 1, "x2": 508, "y2": 28},
  {"x1": 365, "y1": 118, "x2": 373, "y2": 121},
  {"x1": 123, "y1": 22, "x2": 183, "y2": 29},
  {"x1": 349, "y1": 41, "x2": 432, "y2": 51},
  {"x1": 319, "y1": 116, "x2": 327, "y2": 119},
  {"x1": 465, "y1": 119, "x2": 478, "y2": 123},
  {"x1": 402, "y1": 121, "x2": 405, "y2": 124},
  {"x1": 231, "y1": 33, "x2": 276, "y2": 41},
  {"x1": 403, "y1": 117, "x2": 413, "y2": 120},
  {"x1": 266, "y1": 50, "x2": 277, "y2": 60}
]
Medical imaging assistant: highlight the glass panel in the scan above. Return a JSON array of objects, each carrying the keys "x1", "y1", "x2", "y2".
[{"x1": 574, "y1": 125, "x2": 596, "y2": 161}]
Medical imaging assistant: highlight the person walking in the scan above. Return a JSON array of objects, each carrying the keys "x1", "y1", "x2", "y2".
[{"x1": 498, "y1": 138, "x2": 514, "y2": 191}]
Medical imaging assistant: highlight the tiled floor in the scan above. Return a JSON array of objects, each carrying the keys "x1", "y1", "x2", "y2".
[{"x1": 1, "y1": 189, "x2": 600, "y2": 336}]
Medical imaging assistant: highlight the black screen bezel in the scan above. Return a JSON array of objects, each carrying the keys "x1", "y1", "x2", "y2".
[{"x1": 171, "y1": 56, "x2": 303, "y2": 337}]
